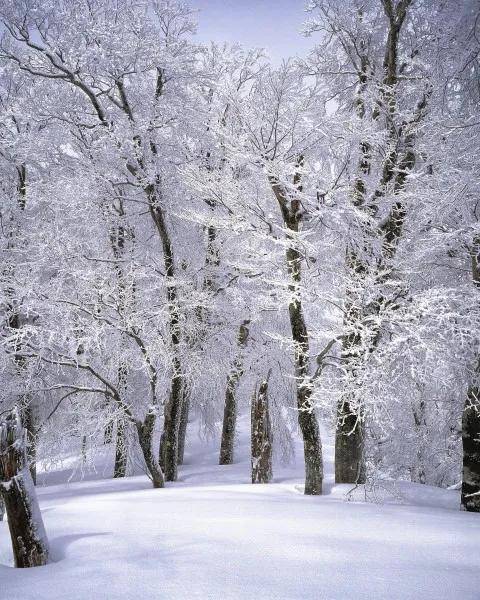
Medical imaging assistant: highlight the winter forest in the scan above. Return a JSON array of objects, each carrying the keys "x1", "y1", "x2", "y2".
[{"x1": 0, "y1": 0, "x2": 479, "y2": 598}]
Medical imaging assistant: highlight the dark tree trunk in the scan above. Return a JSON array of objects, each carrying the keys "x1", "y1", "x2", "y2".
[
  {"x1": 113, "y1": 419, "x2": 127, "y2": 478},
  {"x1": 219, "y1": 321, "x2": 250, "y2": 465},
  {"x1": 269, "y1": 171, "x2": 323, "y2": 495},
  {"x1": 219, "y1": 374, "x2": 239, "y2": 465},
  {"x1": 288, "y1": 285, "x2": 323, "y2": 495},
  {"x1": 104, "y1": 419, "x2": 114, "y2": 444},
  {"x1": 177, "y1": 385, "x2": 190, "y2": 466},
  {"x1": 81, "y1": 435, "x2": 87, "y2": 464},
  {"x1": 335, "y1": 404, "x2": 366, "y2": 484},
  {"x1": 0, "y1": 410, "x2": 49, "y2": 568},
  {"x1": 147, "y1": 197, "x2": 184, "y2": 483},
  {"x1": 136, "y1": 416, "x2": 164, "y2": 488},
  {"x1": 0, "y1": 494, "x2": 4, "y2": 521},
  {"x1": 334, "y1": 1, "x2": 415, "y2": 485},
  {"x1": 22, "y1": 402, "x2": 37, "y2": 485},
  {"x1": 113, "y1": 362, "x2": 128, "y2": 478},
  {"x1": 462, "y1": 242, "x2": 480, "y2": 511},
  {"x1": 251, "y1": 378, "x2": 273, "y2": 484},
  {"x1": 335, "y1": 250, "x2": 367, "y2": 484},
  {"x1": 462, "y1": 387, "x2": 480, "y2": 512},
  {"x1": 160, "y1": 361, "x2": 183, "y2": 482}
]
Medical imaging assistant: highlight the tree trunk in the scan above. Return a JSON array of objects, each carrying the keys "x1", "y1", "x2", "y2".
[
  {"x1": 160, "y1": 361, "x2": 183, "y2": 481},
  {"x1": 286, "y1": 241, "x2": 323, "y2": 495},
  {"x1": 219, "y1": 321, "x2": 250, "y2": 465},
  {"x1": 461, "y1": 387, "x2": 480, "y2": 512},
  {"x1": 462, "y1": 242, "x2": 480, "y2": 511},
  {"x1": 335, "y1": 404, "x2": 366, "y2": 484},
  {"x1": 113, "y1": 419, "x2": 127, "y2": 478},
  {"x1": 177, "y1": 385, "x2": 190, "y2": 466},
  {"x1": 0, "y1": 409, "x2": 49, "y2": 567},
  {"x1": 136, "y1": 417, "x2": 164, "y2": 488},
  {"x1": 113, "y1": 362, "x2": 128, "y2": 478},
  {"x1": 104, "y1": 419, "x2": 114, "y2": 444},
  {"x1": 269, "y1": 172, "x2": 323, "y2": 495},
  {"x1": 251, "y1": 378, "x2": 273, "y2": 484},
  {"x1": 335, "y1": 250, "x2": 367, "y2": 484},
  {"x1": 22, "y1": 402, "x2": 37, "y2": 485}
]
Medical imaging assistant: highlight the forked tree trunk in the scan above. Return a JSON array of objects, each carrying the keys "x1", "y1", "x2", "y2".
[
  {"x1": 219, "y1": 321, "x2": 250, "y2": 465},
  {"x1": 335, "y1": 1, "x2": 416, "y2": 485},
  {"x1": 0, "y1": 409, "x2": 49, "y2": 567},
  {"x1": 462, "y1": 386, "x2": 480, "y2": 512},
  {"x1": 251, "y1": 378, "x2": 273, "y2": 484}
]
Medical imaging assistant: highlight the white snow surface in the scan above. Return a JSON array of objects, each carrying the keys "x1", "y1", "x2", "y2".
[{"x1": 1, "y1": 415, "x2": 479, "y2": 600}]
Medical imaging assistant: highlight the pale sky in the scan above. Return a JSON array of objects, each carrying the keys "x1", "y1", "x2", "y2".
[{"x1": 191, "y1": 0, "x2": 315, "y2": 63}]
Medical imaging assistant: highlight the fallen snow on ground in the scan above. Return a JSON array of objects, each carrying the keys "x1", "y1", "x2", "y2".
[{"x1": 1, "y1": 415, "x2": 479, "y2": 600}]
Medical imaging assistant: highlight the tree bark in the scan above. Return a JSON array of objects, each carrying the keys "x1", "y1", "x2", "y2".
[
  {"x1": 251, "y1": 378, "x2": 273, "y2": 484},
  {"x1": 0, "y1": 409, "x2": 49, "y2": 567},
  {"x1": 462, "y1": 386, "x2": 480, "y2": 512},
  {"x1": 136, "y1": 416, "x2": 164, "y2": 488},
  {"x1": 177, "y1": 385, "x2": 190, "y2": 466},
  {"x1": 269, "y1": 171, "x2": 323, "y2": 495},
  {"x1": 219, "y1": 321, "x2": 250, "y2": 465},
  {"x1": 335, "y1": 252, "x2": 366, "y2": 484},
  {"x1": 335, "y1": 1, "x2": 416, "y2": 484},
  {"x1": 462, "y1": 241, "x2": 480, "y2": 511},
  {"x1": 113, "y1": 418, "x2": 127, "y2": 478},
  {"x1": 335, "y1": 405, "x2": 366, "y2": 484},
  {"x1": 160, "y1": 360, "x2": 183, "y2": 481}
]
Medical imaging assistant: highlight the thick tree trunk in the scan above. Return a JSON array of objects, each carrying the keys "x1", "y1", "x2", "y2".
[
  {"x1": 336, "y1": 250, "x2": 367, "y2": 484},
  {"x1": 461, "y1": 387, "x2": 480, "y2": 512},
  {"x1": 219, "y1": 321, "x2": 250, "y2": 465},
  {"x1": 136, "y1": 417, "x2": 164, "y2": 488},
  {"x1": 335, "y1": 403, "x2": 366, "y2": 484},
  {"x1": 251, "y1": 378, "x2": 273, "y2": 484},
  {"x1": 113, "y1": 419, "x2": 127, "y2": 478},
  {"x1": 0, "y1": 410, "x2": 49, "y2": 567}
]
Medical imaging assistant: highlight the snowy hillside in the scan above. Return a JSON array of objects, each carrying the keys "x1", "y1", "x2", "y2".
[{"x1": 1, "y1": 417, "x2": 479, "y2": 600}]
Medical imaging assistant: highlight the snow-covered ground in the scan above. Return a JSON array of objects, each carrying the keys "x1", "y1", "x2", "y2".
[{"x1": 1, "y1": 415, "x2": 479, "y2": 600}]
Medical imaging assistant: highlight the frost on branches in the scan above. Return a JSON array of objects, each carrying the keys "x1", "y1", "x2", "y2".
[{"x1": 0, "y1": 0, "x2": 478, "y2": 514}]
